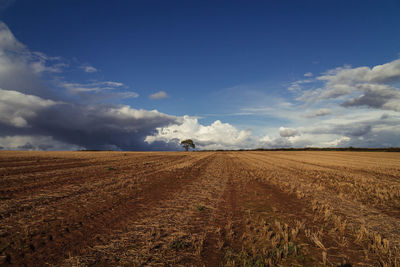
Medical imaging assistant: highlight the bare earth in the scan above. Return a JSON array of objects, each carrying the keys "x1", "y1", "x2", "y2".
[{"x1": 0, "y1": 151, "x2": 399, "y2": 266}]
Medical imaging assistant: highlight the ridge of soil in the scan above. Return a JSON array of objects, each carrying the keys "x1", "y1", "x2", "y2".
[{"x1": 0, "y1": 151, "x2": 399, "y2": 266}]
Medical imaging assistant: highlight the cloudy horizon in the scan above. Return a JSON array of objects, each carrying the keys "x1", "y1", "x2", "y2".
[{"x1": 1, "y1": 1, "x2": 400, "y2": 151}]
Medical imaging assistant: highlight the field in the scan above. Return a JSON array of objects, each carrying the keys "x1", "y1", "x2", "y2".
[{"x1": 0, "y1": 151, "x2": 400, "y2": 266}]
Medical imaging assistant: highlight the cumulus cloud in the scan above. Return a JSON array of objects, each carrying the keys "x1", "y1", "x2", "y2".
[
  {"x1": 297, "y1": 58, "x2": 400, "y2": 112},
  {"x1": 258, "y1": 133, "x2": 322, "y2": 149},
  {"x1": 0, "y1": 21, "x2": 25, "y2": 51},
  {"x1": 253, "y1": 59, "x2": 400, "y2": 149},
  {"x1": 0, "y1": 22, "x2": 66, "y2": 75},
  {"x1": 0, "y1": 21, "x2": 179, "y2": 150},
  {"x1": 149, "y1": 91, "x2": 169, "y2": 99},
  {"x1": 340, "y1": 83, "x2": 400, "y2": 111},
  {"x1": 301, "y1": 113, "x2": 400, "y2": 147},
  {"x1": 322, "y1": 136, "x2": 351, "y2": 147},
  {"x1": 259, "y1": 135, "x2": 272, "y2": 143},
  {"x1": 260, "y1": 136, "x2": 292, "y2": 148},
  {"x1": 279, "y1": 127, "x2": 299, "y2": 137},
  {"x1": 0, "y1": 22, "x2": 58, "y2": 98},
  {"x1": 0, "y1": 89, "x2": 179, "y2": 150},
  {"x1": 1, "y1": 20, "x2": 399, "y2": 150},
  {"x1": 317, "y1": 59, "x2": 400, "y2": 85},
  {"x1": 261, "y1": 113, "x2": 400, "y2": 148},
  {"x1": 145, "y1": 116, "x2": 253, "y2": 150},
  {"x1": 0, "y1": 88, "x2": 57, "y2": 127}
]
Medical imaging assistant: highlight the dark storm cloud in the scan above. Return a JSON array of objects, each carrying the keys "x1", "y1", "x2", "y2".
[
  {"x1": 31, "y1": 103, "x2": 180, "y2": 150},
  {"x1": 0, "y1": 22, "x2": 181, "y2": 150},
  {"x1": 0, "y1": 89, "x2": 180, "y2": 150}
]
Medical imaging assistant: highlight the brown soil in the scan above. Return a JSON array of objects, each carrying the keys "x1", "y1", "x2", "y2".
[{"x1": 0, "y1": 151, "x2": 399, "y2": 266}]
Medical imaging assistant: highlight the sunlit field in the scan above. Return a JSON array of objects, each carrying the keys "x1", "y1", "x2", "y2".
[{"x1": 1, "y1": 151, "x2": 399, "y2": 266}]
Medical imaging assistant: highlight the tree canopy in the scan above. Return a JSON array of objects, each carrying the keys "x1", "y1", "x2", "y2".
[{"x1": 180, "y1": 139, "x2": 195, "y2": 151}]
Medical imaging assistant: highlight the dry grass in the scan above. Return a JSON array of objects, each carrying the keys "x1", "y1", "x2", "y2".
[{"x1": 0, "y1": 150, "x2": 399, "y2": 266}]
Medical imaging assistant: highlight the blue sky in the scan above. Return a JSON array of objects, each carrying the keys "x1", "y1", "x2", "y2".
[{"x1": 1, "y1": 0, "x2": 400, "y2": 150}]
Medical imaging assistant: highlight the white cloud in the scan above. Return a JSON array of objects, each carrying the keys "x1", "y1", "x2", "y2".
[
  {"x1": 367, "y1": 59, "x2": 400, "y2": 83},
  {"x1": 0, "y1": 21, "x2": 126, "y2": 100},
  {"x1": 288, "y1": 79, "x2": 313, "y2": 92},
  {"x1": 80, "y1": 65, "x2": 98, "y2": 73},
  {"x1": 0, "y1": 88, "x2": 57, "y2": 127},
  {"x1": 299, "y1": 113, "x2": 400, "y2": 147},
  {"x1": 29, "y1": 53, "x2": 67, "y2": 74},
  {"x1": 0, "y1": 22, "x2": 66, "y2": 75},
  {"x1": 314, "y1": 108, "x2": 332, "y2": 117},
  {"x1": 60, "y1": 81, "x2": 125, "y2": 93},
  {"x1": 102, "y1": 81, "x2": 123, "y2": 87},
  {"x1": 105, "y1": 106, "x2": 176, "y2": 121},
  {"x1": 259, "y1": 135, "x2": 272, "y2": 142},
  {"x1": 341, "y1": 83, "x2": 400, "y2": 111},
  {"x1": 0, "y1": 21, "x2": 180, "y2": 150},
  {"x1": 0, "y1": 21, "x2": 25, "y2": 52},
  {"x1": 0, "y1": 90, "x2": 180, "y2": 150},
  {"x1": 59, "y1": 81, "x2": 137, "y2": 101},
  {"x1": 304, "y1": 72, "x2": 313, "y2": 77},
  {"x1": 296, "y1": 58, "x2": 400, "y2": 112},
  {"x1": 322, "y1": 136, "x2": 350, "y2": 147},
  {"x1": 145, "y1": 116, "x2": 253, "y2": 150},
  {"x1": 279, "y1": 127, "x2": 299, "y2": 137},
  {"x1": 149, "y1": 90, "x2": 169, "y2": 99},
  {"x1": 1, "y1": 20, "x2": 399, "y2": 150},
  {"x1": 0, "y1": 21, "x2": 69, "y2": 99},
  {"x1": 237, "y1": 59, "x2": 400, "y2": 148},
  {"x1": 117, "y1": 92, "x2": 139, "y2": 98},
  {"x1": 326, "y1": 59, "x2": 400, "y2": 84},
  {"x1": 143, "y1": 58, "x2": 400, "y2": 150}
]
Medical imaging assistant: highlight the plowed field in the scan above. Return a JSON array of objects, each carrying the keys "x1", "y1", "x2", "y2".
[{"x1": 1, "y1": 151, "x2": 400, "y2": 266}]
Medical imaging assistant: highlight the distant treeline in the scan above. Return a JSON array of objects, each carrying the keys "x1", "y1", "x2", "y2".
[
  {"x1": 76, "y1": 147, "x2": 400, "y2": 152},
  {"x1": 198, "y1": 147, "x2": 400, "y2": 152}
]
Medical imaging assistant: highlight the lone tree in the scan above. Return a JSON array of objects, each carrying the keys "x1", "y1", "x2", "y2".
[{"x1": 180, "y1": 139, "x2": 195, "y2": 151}]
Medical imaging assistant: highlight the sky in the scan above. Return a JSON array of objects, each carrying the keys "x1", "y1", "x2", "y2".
[{"x1": 0, "y1": 0, "x2": 400, "y2": 150}]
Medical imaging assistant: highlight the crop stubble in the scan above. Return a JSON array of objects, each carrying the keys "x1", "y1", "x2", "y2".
[{"x1": 0, "y1": 151, "x2": 399, "y2": 266}]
